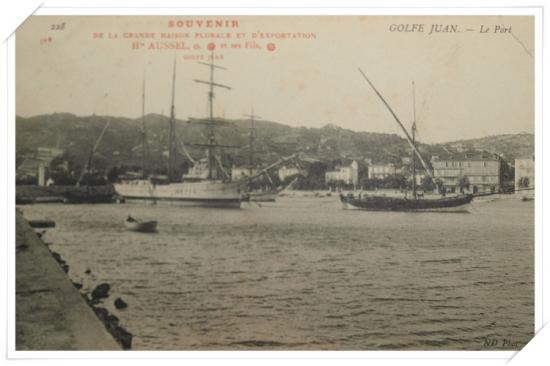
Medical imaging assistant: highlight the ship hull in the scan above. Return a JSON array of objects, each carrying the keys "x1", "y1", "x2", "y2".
[
  {"x1": 340, "y1": 194, "x2": 473, "y2": 212},
  {"x1": 113, "y1": 180, "x2": 243, "y2": 208},
  {"x1": 249, "y1": 190, "x2": 279, "y2": 202}
]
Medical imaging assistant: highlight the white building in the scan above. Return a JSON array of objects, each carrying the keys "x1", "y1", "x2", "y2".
[
  {"x1": 514, "y1": 157, "x2": 534, "y2": 191},
  {"x1": 325, "y1": 160, "x2": 359, "y2": 186},
  {"x1": 17, "y1": 146, "x2": 64, "y2": 183},
  {"x1": 368, "y1": 163, "x2": 399, "y2": 180},
  {"x1": 278, "y1": 166, "x2": 304, "y2": 181},
  {"x1": 432, "y1": 152, "x2": 502, "y2": 194},
  {"x1": 231, "y1": 166, "x2": 258, "y2": 180},
  {"x1": 17, "y1": 147, "x2": 64, "y2": 175}
]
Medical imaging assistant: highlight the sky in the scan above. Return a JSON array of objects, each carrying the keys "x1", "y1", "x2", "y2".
[{"x1": 16, "y1": 15, "x2": 534, "y2": 143}]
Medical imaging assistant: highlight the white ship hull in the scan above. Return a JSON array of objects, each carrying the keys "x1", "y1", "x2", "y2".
[
  {"x1": 113, "y1": 180, "x2": 244, "y2": 208},
  {"x1": 249, "y1": 190, "x2": 279, "y2": 202}
]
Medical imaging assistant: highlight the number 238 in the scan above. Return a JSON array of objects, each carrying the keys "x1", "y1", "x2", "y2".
[{"x1": 51, "y1": 22, "x2": 65, "y2": 31}]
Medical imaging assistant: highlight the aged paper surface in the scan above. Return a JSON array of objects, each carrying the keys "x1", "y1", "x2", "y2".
[{"x1": 14, "y1": 15, "x2": 534, "y2": 351}]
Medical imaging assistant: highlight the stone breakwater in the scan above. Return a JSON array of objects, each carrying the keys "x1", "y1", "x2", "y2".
[{"x1": 15, "y1": 210, "x2": 128, "y2": 350}]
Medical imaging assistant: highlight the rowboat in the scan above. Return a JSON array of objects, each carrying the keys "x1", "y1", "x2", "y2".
[{"x1": 124, "y1": 216, "x2": 158, "y2": 233}]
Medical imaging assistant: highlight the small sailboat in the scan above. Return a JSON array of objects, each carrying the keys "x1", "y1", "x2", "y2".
[
  {"x1": 64, "y1": 119, "x2": 114, "y2": 204},
  {"x1": 124, "y1": 215, "x2": 158, "y2": 233},
  {"x1": 241, "y1": 109, "x2": 283, "y2": 202},
  {"x1": 340, "y1": 70, "x2": 473, "y2": 212}
]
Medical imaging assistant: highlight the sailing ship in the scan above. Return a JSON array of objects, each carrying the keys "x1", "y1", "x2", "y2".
[
  {"x1": 240, "y1": 110, "x2": 283, "y2": 202},
  {"x1": 113, "y1": 55, "x2": 244, "y2": 208},
  {"x1": 63, "y1": 118, "x2": 115, "y2": 203},
  {"x1": 340, "y1": 70, "x2": 474, "y2": 212}
]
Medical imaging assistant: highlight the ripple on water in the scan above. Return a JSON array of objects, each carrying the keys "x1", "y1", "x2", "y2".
[{"x1": 19, "y1": 198, "x2": 534, "y2": 350}]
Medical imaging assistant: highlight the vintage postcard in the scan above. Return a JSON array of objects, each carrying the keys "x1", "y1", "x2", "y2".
[{"x1": 12, "y1": 13, "x2": 536, "y2": 353}]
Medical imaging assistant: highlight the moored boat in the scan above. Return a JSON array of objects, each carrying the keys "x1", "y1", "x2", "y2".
[
  {"x1": 65, "y1": 119, "x2": 115, "y2": 204},
  {"x1": 340, "y1": 193, "x2": 473, "y2": 212},
  {"x1": 347, "y1": 70, "x2": 474, "y2": 212},
  {"x1": 114, "y1": 179, "x2": 243, "y2": 208},
  {"x1": 114, "y1": 54, "x2": 245, "y2": 208},
  {"x1": 238, "y1": 109, "x2": 283, "y2": 203},
  {"x1": 62, "y1": 191, "x2": 114, "y2": 204},
  {"x1": 249, "y1": 189, "x2": 279, "y2": 202},
  {"x1": 124, "y1": 216, "x2": 158, "y2": 233},
  {"x1": 62, "y1": 186, "x2": 115, "y2": 204}
]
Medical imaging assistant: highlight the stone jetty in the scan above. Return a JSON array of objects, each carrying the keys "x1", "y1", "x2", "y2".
[{"x1": 15, "y1": 210, "x2": 120, "y2": 350}]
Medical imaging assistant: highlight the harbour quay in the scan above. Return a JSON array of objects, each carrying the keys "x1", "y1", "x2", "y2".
[{"x1": 15, "y1": 210, "x2": 120, "y2": 350}]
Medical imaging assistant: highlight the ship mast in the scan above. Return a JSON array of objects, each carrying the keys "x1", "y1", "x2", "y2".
[
  {"x1": 168, "y1": 58, "x2": 177, "y2": 181},
  {"x1": 76, "y1": 118, "x2": 111, "y2": 187},
  {"x1": 244, "y1": 108, "x2": 261, "y2": 176},
  {"x1": 141, "y1": 76, "x2": 148, "y2": 178},
  {"x1": 194, "y1": 49, "x2": 232, "y2": 180},
  {"x1": 411, "y1": 81, "x2": 417, "y2": 199},
  {"x1": 358, "y1": 68, "x2": 436, "y2": 183}
]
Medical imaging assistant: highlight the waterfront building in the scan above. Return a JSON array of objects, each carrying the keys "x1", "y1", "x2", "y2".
[
  {"x1": 37, "y1": 147, "x2": 64, "y2": 162},
  {"x1": 278, "y1": 165, "x2": 304, "y2": 181},
  {"x1": 231, "y1": 166, "x2": 258, "y2": 180},
  {"x1": 325, "y1": 160, "x2": 359, "y2": 186},
  {"x1": 431, "y1": 151, "x2": 503, "y2": 194},
  {"x1": 514, "y1": 157, "x2": 535, "y2": 191},
  {"x1": 368, "y1": 163, "x2": 400, "y2": 180},
  {"x1": 16, "y1": 147, "x2": 64, "y2": 182}
]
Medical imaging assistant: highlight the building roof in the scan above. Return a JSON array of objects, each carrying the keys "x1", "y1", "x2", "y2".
[{"x1": 431, "y1": 150, "x2": 500, "y2": 162}]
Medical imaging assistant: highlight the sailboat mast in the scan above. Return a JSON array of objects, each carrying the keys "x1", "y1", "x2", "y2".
[
  {"x1": 141, "y1": 77, "x2": 147, "y2": 177},
  {"x1": 76, "y1": 118, "x2": 111, "y2": 187},
  {"x1": 207, "y1": 50, "x2": 216, "y2": 180},
  {"x1": 411, "y1": 81, "x2": 417, "y2": 199},
  {"x1": 243, "y1": 108, "x2": 263, "y2": 177},
  {"x1": 193, "y1": 50, "x2": 231, "y2": 180},
  {"x1": 358, "y1": 69, "x2": 436, "y2": 183},
  {"x1": 168, "y1": 58, "x2": 176, "y2": 181},
  {"x1": 249, "y1": 109, "x2": 255, "y2": 176}
]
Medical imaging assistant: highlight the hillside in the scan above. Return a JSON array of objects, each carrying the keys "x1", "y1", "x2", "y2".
[
  {"x1": 443, "y1": 134, "x2": 534, "y2": 161},
  {"x1": 16, "y1": 113, "x2": 533, "y2": 175}
]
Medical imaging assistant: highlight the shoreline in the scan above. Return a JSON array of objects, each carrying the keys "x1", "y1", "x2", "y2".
[{"x1": 15, "y1": 209, "x2": 125, "y2": 350}]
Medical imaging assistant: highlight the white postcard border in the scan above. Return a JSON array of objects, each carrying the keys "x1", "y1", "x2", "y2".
[{"x1": 1, "y1": 1, "x2": 547, "y2": 365}]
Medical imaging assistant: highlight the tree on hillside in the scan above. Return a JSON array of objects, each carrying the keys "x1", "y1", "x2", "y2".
[
  {"x1": 359, "y1": 177, "x2": 381, "y2": 190},
  {"x1": 293, "y1": 161, "x2": 327, "y2": 190},
  {"x1": 380, "y1": 174, "x2": 407, "y2": 190}
]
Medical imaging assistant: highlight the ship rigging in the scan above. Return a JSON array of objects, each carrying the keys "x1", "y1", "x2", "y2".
[{"x1": 339, "y1": 69, "x2": 474, "y2": 212}]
